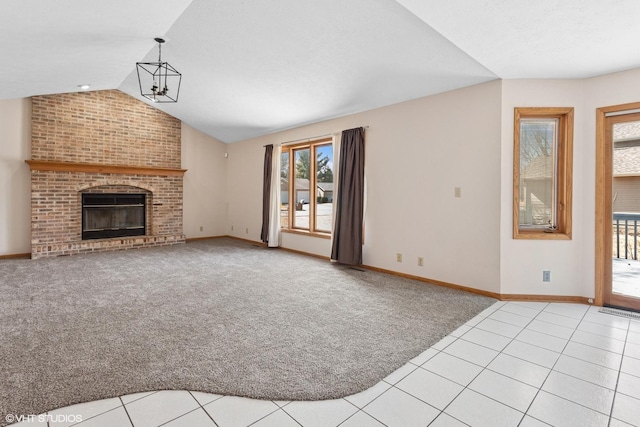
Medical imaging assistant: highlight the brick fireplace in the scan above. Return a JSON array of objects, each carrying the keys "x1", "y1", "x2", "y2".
[{"x1": 26, "y1": 90, "x2": 186, "y2": 259}]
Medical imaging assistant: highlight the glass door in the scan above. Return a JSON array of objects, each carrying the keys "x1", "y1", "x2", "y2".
[{"x1": 605, "y1": 113, "x2": 640, "y2": 311}]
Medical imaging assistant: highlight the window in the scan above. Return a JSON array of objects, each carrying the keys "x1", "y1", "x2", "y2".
[
  {"x1": 513, "y1": 107, "x2": 573, "y2": 239},
  {"x1": 280, "y1": 138, "x2": 333, "y2": 236}
]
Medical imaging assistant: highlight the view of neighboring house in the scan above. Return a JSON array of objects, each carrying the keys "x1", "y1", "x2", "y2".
[
  {"x1": 280, "y1": 178, "x2": 333, "y2": 205},
  {"x1": 613, "y1": 121, "x2": 640, "y2": 213},
  {"x1": 316, "y1": 182, "x2": 333, "y2": 202},
  {"x1": 520, "y1": 155, "x2": 553, "y2": 226}
]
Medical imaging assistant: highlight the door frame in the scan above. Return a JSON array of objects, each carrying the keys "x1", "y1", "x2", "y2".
[{"x1": 595, "y1": 101, "x2": 640, "y2": 307}]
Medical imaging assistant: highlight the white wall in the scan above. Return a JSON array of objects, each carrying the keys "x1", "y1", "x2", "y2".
[
  {"x1": 0, "y1": 98, "x2": 31, "y2": 256},
  {"x1": 500, "y1": 68, "x2": 640, "y2": 298},
  {"x1": 182, "y1": 123, "x2": 228, "y2": 238},
  {"x1": 500, "y1": 80, "x2": 585, "y2": 296},
  {"x1": 227, "y1": 80, "x2": 503, "y2": 293},
  {"x1": 362, "y1": 81, "x2": 502, "y2": 293},
  {"x1": 225, "y1": 134, "x2": 266, "y2": 242}
]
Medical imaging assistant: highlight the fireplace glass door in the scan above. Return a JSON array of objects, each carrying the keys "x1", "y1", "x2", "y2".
[{"x1": 82, "y1": 193, "x2": 146, "y2": 240}]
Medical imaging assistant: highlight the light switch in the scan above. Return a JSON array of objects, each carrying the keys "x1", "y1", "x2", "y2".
[{"x1": 454, "y1": 187, "x2": 461, "y2": 198}]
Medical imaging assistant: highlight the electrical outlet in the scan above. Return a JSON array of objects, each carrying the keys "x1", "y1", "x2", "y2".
[
  {"x1": 245, "y1": 228, "x2": 249, "y2": 234},
  {"x1": 454, "y1": 187, "x2": 461, "y2": 198},
  {"x1": 199, "y1": 226, "x2": 203, "y2": 232},
  {"x1": 543, "y1": 270, "x2": 551, "y2": 282},
  {"x1": 396, "y1": 253, "x2": 402, "y2": 263},
  {"x1": 418, "y1": 257, "x2": 424, "y2": 267}
]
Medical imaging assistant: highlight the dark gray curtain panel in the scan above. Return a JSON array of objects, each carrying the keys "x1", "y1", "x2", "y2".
[
  {"x1": 261, "y1": 144, "x2": 273, "y2": 243},
  {"x1": 331, "y1": 127, "x2": 365, "y2": 265}
]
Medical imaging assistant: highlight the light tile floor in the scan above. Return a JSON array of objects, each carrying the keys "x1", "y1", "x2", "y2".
[{"x1": 9, "y1": 301, "x2": 640, "y2": 427}]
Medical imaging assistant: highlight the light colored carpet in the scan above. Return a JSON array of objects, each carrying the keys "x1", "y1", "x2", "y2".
[{"x1": 0, "y1": 238, "x2": 494, "y2": 423}]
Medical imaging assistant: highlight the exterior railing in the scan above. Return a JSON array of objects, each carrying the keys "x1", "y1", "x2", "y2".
[{"x1": 613, "y1": 212, "x2": 640, "y2": 260}]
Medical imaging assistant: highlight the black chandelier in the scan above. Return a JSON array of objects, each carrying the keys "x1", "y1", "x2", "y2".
[{"x1": 136, "y1": 37, "x2": 181, "y2": 103}]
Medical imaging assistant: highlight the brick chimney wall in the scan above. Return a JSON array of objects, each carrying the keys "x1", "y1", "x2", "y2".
[{"x1": 29, "y1": 90, "x2": 185, "y2": 258}]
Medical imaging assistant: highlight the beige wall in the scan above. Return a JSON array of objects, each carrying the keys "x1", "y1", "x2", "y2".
[
  {"x1": 0, "y1": 98, "x2": 31, "y2": 256},
  {"x1": 182, "y1": 124, "x2": 228, "y2": 238},
  {"x1": 500, "y1": 67, "x2": 640, "y2": 298},
  {"x1": 227, "y1": 80, "x2": 503, "y2": 293},
  {"x1": 228, "y1": 68, "x2": 640, "y2": 299},
  {"x1": 500, "y1": 79, "x2": 585, "y2": 297}
]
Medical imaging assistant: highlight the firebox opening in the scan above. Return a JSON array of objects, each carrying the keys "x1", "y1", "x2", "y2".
[{"x1": 82, "y1": 193, "x2": 146, "y2": 240}]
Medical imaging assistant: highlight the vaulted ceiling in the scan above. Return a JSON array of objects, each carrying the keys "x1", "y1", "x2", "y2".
[{"x1": 2, "y1": 0, "x2": 639, "y2": 143}]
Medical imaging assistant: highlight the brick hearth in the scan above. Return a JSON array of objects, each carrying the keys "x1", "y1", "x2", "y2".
[{"x1": 27, "y1": 90, "x2": 186, "y2": 259}]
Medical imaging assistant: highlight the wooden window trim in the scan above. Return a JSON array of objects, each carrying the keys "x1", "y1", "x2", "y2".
[
  {"x1": 281, "y1": 228, "x2": 331, "y2": 239},
  {"x1": 282, "y1": 137, "x2": 333, "y2": 236},
  {"x1": 513, "y1": 107, "x2": 574, "y2": 240}
]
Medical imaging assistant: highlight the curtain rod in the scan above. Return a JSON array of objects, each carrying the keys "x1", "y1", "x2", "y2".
[{"x1": 264, "y1": 126, "x2": 369, "y2": 147}]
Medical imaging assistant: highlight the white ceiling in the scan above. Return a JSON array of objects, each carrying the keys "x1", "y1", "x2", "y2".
[{"x1": 2, "y1": 0, "x2": 639, "y2": 143}]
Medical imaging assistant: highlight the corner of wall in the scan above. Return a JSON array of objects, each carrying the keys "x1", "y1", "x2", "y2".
[
  {"x1": 0, "y1": 98, "x2": 32, "y2": 255},
  {"x1": 181, "y1": 124, "x2": 229, "y2": 238},
  {"x1": 497, "y1": 73, "x2": 640, "y2": 299}
]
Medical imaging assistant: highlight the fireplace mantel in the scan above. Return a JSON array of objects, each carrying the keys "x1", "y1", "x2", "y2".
[{"x1": 25, "y1": 160, "x2": 187, "y2": 177}]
